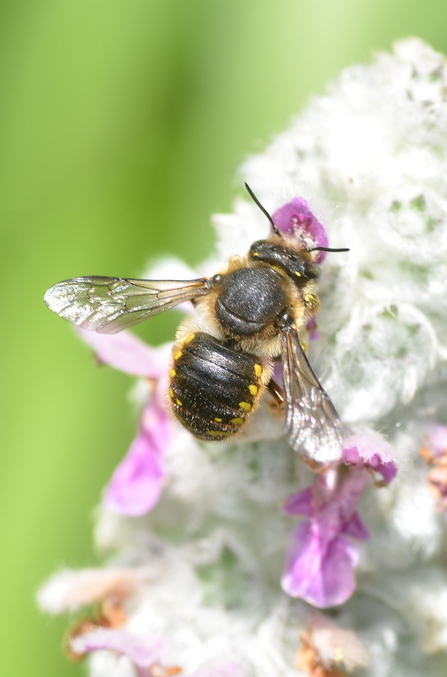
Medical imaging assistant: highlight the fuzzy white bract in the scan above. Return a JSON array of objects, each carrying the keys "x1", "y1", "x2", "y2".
[{"x1": 39, "y1": 39, "x2": 447, "y2": 677}]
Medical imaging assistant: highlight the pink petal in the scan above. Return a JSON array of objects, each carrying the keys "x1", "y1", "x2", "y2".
[
  {"x1": 281, "y1": 521, "x2": 358, "y2": 608},
  {"x1": 272, "y1": 198, "x2": 329, "y2": 262},
  {"x1": 334, "y1": 469, "x2": 369, "y2": 524},
  {"x1": 103, "y1": 403, "x2": 170, "y2": 516},
  {"x1": 282, "y1": 468, "x2": 370, "y2": 608},
  {"x1": 344, "y1": 513, "x2": 370, "y2": 541},
  {"x1": 428, "y1": 425, "x2": 447, "y2": 457},
  {"x1": 78, "y1": 328, "x2": 168, "y2": 378},
  {"x1": 70, "y1": 627, "x2": 161, "y2": 666},
  {"x1": 282, "y1": 487, "x2": 314, "y2": 517},
  {"x1": 342, "y1": 433, "x2": 398, "y2": 484}
]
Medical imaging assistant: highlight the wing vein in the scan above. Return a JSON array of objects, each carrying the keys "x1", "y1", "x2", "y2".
[
  {"x1": 280, "y1": 322, "x2": 342, "y2": 463},
  {"x1": 44, "y1": 275, "x2": 210, "y2": 334}
]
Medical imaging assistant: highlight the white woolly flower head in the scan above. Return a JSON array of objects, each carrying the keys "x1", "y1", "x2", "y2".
[{"x1": 39, "y1": 39, "x2": 447, "y2": 677}]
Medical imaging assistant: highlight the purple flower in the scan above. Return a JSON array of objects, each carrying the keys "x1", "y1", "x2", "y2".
[
  {"x1": 78, "y1": 329, "x2": 173, "y2": 516},
  {"x1": 272, "y1": 198, "x2": 329, "y2": 262},
  {"x1": 70, "y1": 628, "x2": 163, "y2": 677},
  {"x1": 103, "y1": 400, "x2": 169, "y2": 516},
  {"x1": 342, "y1": 432, "x2": 398, "y2": 485},
  {"x1": 281, "y1": 468, "x2": 369, "y2": 608},
  {"x1": 71, "y1": 627, "x2": 242, "y2": 677},
  {"x1": 282, "y1": 435, "x2": 397, "y2": 608}
]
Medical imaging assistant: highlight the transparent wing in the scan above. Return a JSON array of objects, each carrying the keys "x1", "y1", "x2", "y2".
[
  {"x1": 280, "y1": 322, "x2": 342, "y2": 463},
  {"x1": 44, "y1": 276, "x2": 211, "y2": 334}
]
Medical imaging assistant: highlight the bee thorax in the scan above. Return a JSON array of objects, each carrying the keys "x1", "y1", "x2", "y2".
[{"x1": 215, "y1": 267, "x2": 287, "y2": 337}]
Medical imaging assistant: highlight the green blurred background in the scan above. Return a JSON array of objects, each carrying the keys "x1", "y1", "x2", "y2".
[{"x1": 2, "y1": 1, "x2": 447, "y2": 674}]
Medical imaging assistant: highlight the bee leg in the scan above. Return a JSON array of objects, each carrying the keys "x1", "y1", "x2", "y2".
[
  {"x1": 267, "y1": 379, "x2": 285, "y2": 405},
  {"x1": 267, "y1": 379, "x2": 285, "y2": 418}
]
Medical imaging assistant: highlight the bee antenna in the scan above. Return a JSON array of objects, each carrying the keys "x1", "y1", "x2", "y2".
[
  {"x1": 308, "y1": 246, "x2": 350, "y2": 253},
  {"x1": 244, "y1": 183, "x2": 281, "y2": 237}
]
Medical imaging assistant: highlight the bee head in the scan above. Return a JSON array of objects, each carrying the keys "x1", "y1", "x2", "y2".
[{"x1": 249, "y1": 240, "x2": 320, "y2": 284}]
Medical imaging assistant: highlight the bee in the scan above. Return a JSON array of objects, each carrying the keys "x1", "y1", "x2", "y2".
[{"x1": 44, "y1": 185, "x2": 348, "y2": 464}]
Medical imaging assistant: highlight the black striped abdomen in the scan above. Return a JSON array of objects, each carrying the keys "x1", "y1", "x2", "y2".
[{"x1": 169, "y1": 332, "x2": 264, "y2": 441}]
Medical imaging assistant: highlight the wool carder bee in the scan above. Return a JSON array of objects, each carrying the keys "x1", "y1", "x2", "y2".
[{"x1": 44, "y1": 185, "x2": 348, "y2": 464}]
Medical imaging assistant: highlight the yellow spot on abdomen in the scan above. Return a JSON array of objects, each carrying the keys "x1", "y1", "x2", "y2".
[
  {"x1": 254, "y1": 364, "x2": 262, "y2": 378},
  {"x1": 230, "y1": 417, "x2": 244, "y2": 426},
  {"x1": 295, "y1": 271, "x2": 302, "y2": 277},
  {"x1": 170, "y1": 369, "x2": 176, "y2": 378},
  {"x1": 239, "y1": 401, "x2": 252, "y2": 412},
  {"x1": 214, "y1": 417, "x2": 223, "y2": 423},
  {"x1": 169, "y1": 388, "x2": 175, "y2": 399},
  {"x1": 176, "y1": 399, "x2": 183, "y2": 406},
  {"x1": 185, "y1": 333, "x2": 195, "y2": 343},
  {"x1": 174, "y1": 350, "x2": 183, "y2": 360},
  {"x1": 248, "y1": 384, "x2": 258, "y2": 396}
]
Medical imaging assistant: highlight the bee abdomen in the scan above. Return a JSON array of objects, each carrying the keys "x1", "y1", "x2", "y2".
[{"x1": 169, "y1": 332, "x2": 264, "y2": 441}]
